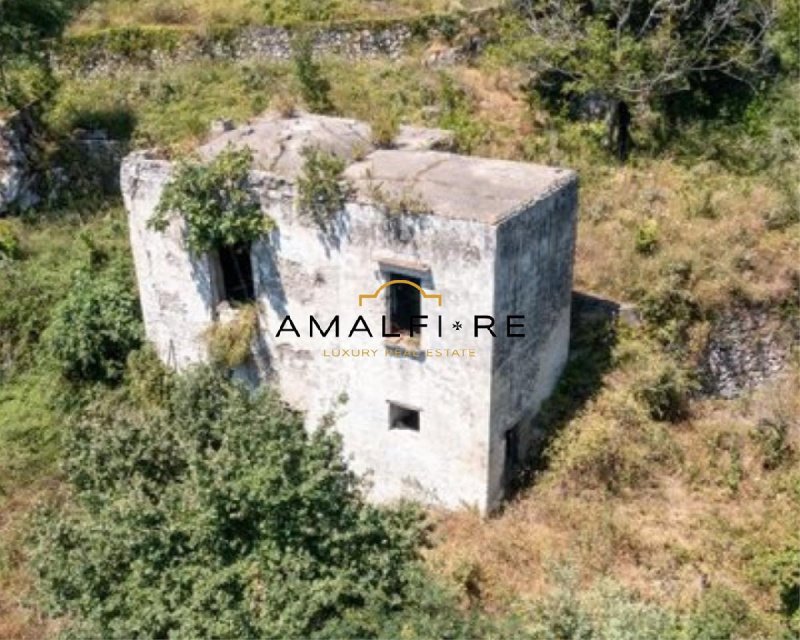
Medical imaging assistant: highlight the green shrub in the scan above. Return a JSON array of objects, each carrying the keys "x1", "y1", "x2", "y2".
[
  {"x1": 764, "y1": 173, "x2": 800, "y2": 230},
  {"x1": 635, "y1": 363, "x2": 694, "y2": 422},
  {"x1": 686, "y1": 586, "x2": 755, "y2": 640},
  {"x1": 150, "y1": 147, "x2": 273, "y2": 253},
  {"x1": 0, "y1": 0, "x2": 69, "y2": 108},
  {"x1": 370, "y1": 105, "x2": 400, "y2": 148},
  {"x1": 635, "y1": 219, "x2": 660, "y2": 255},
  {"x1": 437, "y1": 73, "x2": 485, "y2": 154},
  {"x1": 32, "y1": 367, "x2": 432, "y2": 639},
  {"x1": 524, "y1": 568, "x2": 682, "y2": 640},
  {"x1": 638, "y1": 263, "x2": 700, "y2": 348},
  {"x1": 0, "y1": 220, "x2": 21, "y2": 260},
  {"x1": 44, "y1": 265, "x2": 143, "y2": 383},
  {"x1": 751, "y1": 415, "x2": 793, "y2": 470},
  {"x1": 124, "y1": 344, "x2": 175, "y2": 408},
  {"x1": 292, "y1": 33, "x2": 334, "y2": 114},
  {"x1": 297, "y1": 146, "x2": 348, "y2": 225}
]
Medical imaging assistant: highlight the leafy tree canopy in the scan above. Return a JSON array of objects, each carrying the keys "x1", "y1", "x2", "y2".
[
  {"x1": 32, "y1": 367, "x2": 439, "y2": 639},
  {"x1": 510, "y1": 0, "x2": 775, "y2": 104},
  {"x1": 0, "y1": 0, "x2": 73, "y2": 106}
]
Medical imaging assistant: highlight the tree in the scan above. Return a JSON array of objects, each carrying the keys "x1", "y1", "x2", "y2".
[
  {"x1": 32, "y1": 367, "x2": 434, "y2": 638},
  {"x1": 510, "y1": 0, "x2": 776, "y2": 160},
  {"x1": 44, "y1": 264, "x2": 143, "y2": 383},
  {"x1": 0, "y1": 0, "x2": 71, "y2": 107}
]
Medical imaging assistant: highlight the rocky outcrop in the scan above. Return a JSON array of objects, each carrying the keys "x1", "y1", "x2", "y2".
[
  {"x1": 701, "y1": 303, "x2": 800, "y2": 398},
  {"x1": 0, "y1": 111, "x2": 38, "y2": 214}
]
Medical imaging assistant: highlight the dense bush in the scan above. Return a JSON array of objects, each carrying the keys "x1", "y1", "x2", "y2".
[
  {"x1": 0, "y1": 0, "x2": 71, "y2": 107},
  {"x1": 44, "y1": 264, "x2": 143, "y2": 383},
  {"x1": 32, "y1": 367, "x2": 440, "y2": 638},
  {"x1": 685, "y1": 586, "x2": 756, "y2": 640},
  {"x1": 297, "y1": 146, "x2": 348, "y2": 225},
  {"x1": 150, "y1": 147, "x2": 273, "y2": 253}
]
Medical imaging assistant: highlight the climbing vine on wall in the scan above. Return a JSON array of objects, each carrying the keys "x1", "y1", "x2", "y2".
[{"x1": 149, "y1": 147, "x2": 273, "y2": 253}]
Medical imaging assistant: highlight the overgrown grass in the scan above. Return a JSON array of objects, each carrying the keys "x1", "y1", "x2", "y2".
[
  {"x1": 68, "y1": 0, "x2": 498, "y2": 33},
  {"x1": 0, "y1": 204, "x2": 131, "y2": 494},
  {"x1": 47, "y1": 61, "x2": 291, "y2": 150},
  {"x1": 3, "y1": 22, "x2": 799, "y2": 637},
  {"x1": 0, "y1": 202, "x2": 135, "y2": 637}
]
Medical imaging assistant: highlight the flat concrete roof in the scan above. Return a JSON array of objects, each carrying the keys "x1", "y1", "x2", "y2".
[
  {"x1": 345, "y1": 149, "x2": 575, "y2": 224},
  {"x1": 199, "y1": 112, "x2": 576, "y2": 225}
]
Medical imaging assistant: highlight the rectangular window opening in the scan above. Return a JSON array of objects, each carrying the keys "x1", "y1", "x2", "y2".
[
  {"x1": 503, "y1": 423, "x2": 520, "y2": 489},
  {"x1": 218, "y1": 242, "x2": 255, "y2": 304},
  {"x1": 388, "y1": 272, "x2": 421, "y2": 336},
  {"x1": 389, "y1": 402, "x2": 420, "y2": 431}
]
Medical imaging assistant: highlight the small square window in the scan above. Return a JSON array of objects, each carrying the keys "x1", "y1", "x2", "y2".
[{"x1": 389, "y1": 402, "x2": 420, "y2": 431}]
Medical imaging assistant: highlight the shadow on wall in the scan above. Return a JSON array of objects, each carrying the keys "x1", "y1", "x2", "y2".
[
  {"x1": 506, "y1": 291, "x2": 620, "y2": 500},
  {"x1": 253, "y1": 229, "x2": 288, "y2": 318},
  {"x1": 381, "y1": 210, "x2": 433, "y2": 250},
  {"x1": 316, "y1": 207, "x2": 353, "y2": 257}
]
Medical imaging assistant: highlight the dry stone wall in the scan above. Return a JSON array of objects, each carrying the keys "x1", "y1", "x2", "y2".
[{"x1": 56, "y1": 9, "x2": 497, "y2": 77}]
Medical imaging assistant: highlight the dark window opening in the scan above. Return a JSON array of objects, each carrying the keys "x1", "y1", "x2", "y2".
[
  {"x1": 218, "y1": 242, "x2": 254, "y2": 304},
  {"x1": 388, "y1": 273, "x2": 421, "y2": 336},
  {"x1": 389, "y1": 402, "x2": 420, "y2": 431},
  {"x1": 503, "y1": 424, "x2": 520, "y2": 490}
]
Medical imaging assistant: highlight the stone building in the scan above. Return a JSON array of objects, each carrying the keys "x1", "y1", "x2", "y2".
[{"x1": 122, "y1": 112, "x2": 578, "y2": 513}]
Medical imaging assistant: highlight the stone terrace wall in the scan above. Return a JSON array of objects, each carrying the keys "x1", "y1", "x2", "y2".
[{"x1": 55, "y1": 9, "x2": 498, "y2": 77}]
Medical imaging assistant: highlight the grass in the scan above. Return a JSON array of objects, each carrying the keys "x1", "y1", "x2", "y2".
[
  {"x1": 0, "y1": 204, "x2": 133, "y2": 639},
  {"x1": 68, "y1": 0, "x2": 499, "y2": 33},
  {"x1": 2, "y1": 25, "x2": 800, "y2": 636},
  {"x1": 428, "y1": 356, "x2": 800, "y2": 636}
]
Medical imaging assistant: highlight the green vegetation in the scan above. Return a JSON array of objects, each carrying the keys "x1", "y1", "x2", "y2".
[
  {"x1": 45, "y1": 60, "x2": 289, "y2": 148},
  {"x1": 0, "y1": 205, "x2": 132, "y2": 500},
  {"x1": 0, "y1": 0, "x2": 798, "y2": 636},
  {"x1": 0, "y1": 0, "x2": 72, "y2": 108},
  {"x1": 292, "y1": 34, "x2": 335, "y2": 114},
  {"x1": 150, "y1": 147, "x2": 273, "y2": 253},
  {"x1": 203, "y1": 303, "x2": 259, "y2": 367},
  {"x1": 297, "y1": 146, "x2": 348, "y2": 226},
  {"x1": 501, "y1": 0, "x2": 776, "y2": 161},
  {"x1": 31, "y1": 367, "x2": 436, "y2": 638},
  {"x1": 67, "y1": 0, "x2": 496, "y2": 32},
  {"x1": 44, "y1": 263, "x2": 142, "y2": 383}
]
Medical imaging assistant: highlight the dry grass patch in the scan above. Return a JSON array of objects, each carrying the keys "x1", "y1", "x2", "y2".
[{"x1": 427, "y1": 366, "x2": 800, "y2": 635}]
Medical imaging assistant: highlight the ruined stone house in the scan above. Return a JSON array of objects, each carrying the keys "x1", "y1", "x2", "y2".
[{"x1": 122, "y1": 112, "x2": 578, "y2": 513}]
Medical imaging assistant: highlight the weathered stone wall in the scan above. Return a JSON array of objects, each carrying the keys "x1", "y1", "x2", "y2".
[
  {"x1": 701, "y1": 303, "x2": 800, "y2": 398},
  {"x1": 0, "y1": 110, "x2": 37, "y2": 214},
  {"x1": 253, "y1": 181, "x2": 498, "y2": 510},
  {"x1": 123, "y1": 153, "x2": 499, "y2": 510},
  {"x1": 57, "y1": 9, "x2": 496, "y2": 77},
  {"x1": 487, "y1": 180, "x2": 578, "y2": 507},
  {"x1": 122, "y1": 113, "x2": 578, "y2": 513}
]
